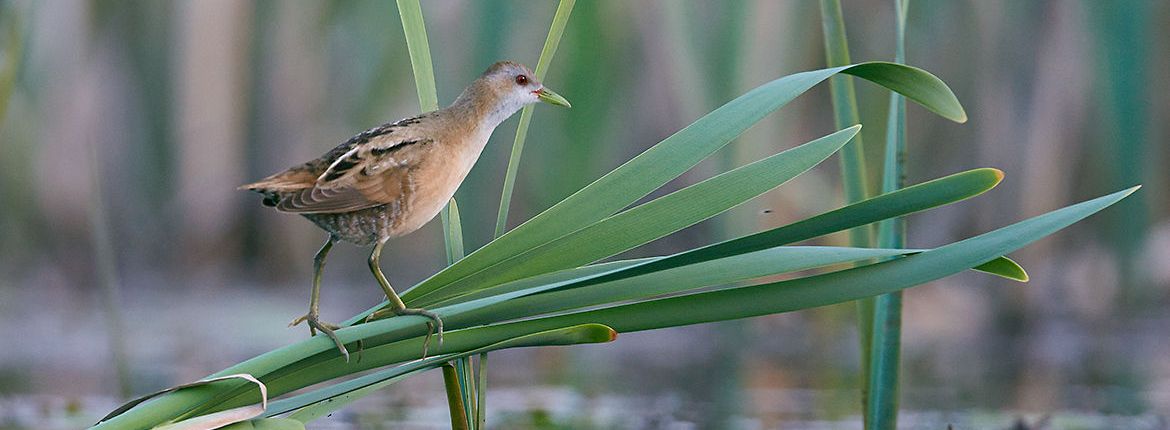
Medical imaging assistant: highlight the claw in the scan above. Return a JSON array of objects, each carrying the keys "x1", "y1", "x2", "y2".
[
  {"x1": 364, "y1": 307, "x2": 444, "y2": 358},
  {"x1": 291, "y1": 312, "x2": 350, "y2": 362},
  {"x1": 396, "y1": 308, "x2": 444, "y2": 358}
]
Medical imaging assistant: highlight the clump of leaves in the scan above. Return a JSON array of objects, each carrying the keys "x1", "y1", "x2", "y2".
[{"x1": 94, "y1": 60, "x2": 1136, "y2": 429}]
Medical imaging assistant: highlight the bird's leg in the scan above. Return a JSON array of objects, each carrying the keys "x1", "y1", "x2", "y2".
[
  {"x1": 365, "y1": 239, "x2": 444, "y2": 357},
  {"x1": 289, "y1": 236, "x2": 350, "y2": 361}
]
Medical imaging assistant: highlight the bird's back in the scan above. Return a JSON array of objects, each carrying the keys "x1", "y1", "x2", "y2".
[{"x1": 240, "y1": 117, "x2": 425, "y2": 207}]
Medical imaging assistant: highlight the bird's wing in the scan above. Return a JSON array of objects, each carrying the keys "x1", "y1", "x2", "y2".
[{"x1": 274, "y1": 133, "x2": 435, "y2": 214}]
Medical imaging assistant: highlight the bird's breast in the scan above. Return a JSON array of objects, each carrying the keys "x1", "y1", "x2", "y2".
[{"x1": 389, "y1": 134, "x2": 490, "y2": 236}]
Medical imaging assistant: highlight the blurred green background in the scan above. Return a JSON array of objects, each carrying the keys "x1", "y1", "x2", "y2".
[{"x1": 0, "y1": 0, "x2": 1167, "y2": 428}]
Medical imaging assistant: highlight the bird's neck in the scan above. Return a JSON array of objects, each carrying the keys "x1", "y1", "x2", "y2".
[{"x1": 445, "y1": 81, "x2": 523, "y2": 134}]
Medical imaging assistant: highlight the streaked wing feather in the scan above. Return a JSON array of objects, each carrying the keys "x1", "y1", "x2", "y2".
[{"x1": 275, "y1": 141, "x2": 428, "y2": 214}]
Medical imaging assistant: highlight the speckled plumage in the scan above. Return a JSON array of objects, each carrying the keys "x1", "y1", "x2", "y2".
[
  {"x1": 237, "y1": 61, "x2": 569, "y2": 359},
  {"x1": 241, "y1": 61, "x2": 566, "y2": 245}
]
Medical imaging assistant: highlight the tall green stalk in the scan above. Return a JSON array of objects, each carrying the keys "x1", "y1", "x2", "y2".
[
  {"x1": 396, "y1": 2, "x2": 472, "y2": 428},
  {"x1": 442, "y1": 364, "x2": 470, "y2": 430},
  {"x1": 818, "y1": 0, "x2": 871, "y2": 218},
  {"x1": 395, "y1": 0, "x2": 463, "y2": 265},
  {"x1": 867, "y1": 1, "x2": 909, "y2": 428},
  {"x1": 494, "y1": 0, "x2": 575, "y2": 237},
  {"x1": 485, "y1": 3, "x2": 575, "y2": 427},
  {"x1": 818, "y1": 0, "x2": 876, "y2": 423},
  {"x1": 1085, "y1": 0, "x2": 1151, "y2": 307},
  {"x1": 90, "y1": 135, "x2": 133, "y2": 399},
  {"x1": 396, "y1": 0, "x2": 437, "y2": 112}
]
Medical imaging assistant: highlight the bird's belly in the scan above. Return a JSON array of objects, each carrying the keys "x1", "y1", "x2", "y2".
[
  {"x1": 302, "y1": 205, "x2": 397, "y2": 246},
  {"x1": 387, "y1": 149, "x2": 476, "y2": 237}
]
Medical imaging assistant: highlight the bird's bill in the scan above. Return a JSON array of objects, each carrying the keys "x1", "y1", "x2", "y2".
[{"x1": 535, "y1": 87, "x2": 571, "y2": 108}]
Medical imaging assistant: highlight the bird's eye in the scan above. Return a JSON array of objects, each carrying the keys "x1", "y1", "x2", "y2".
[{"x1": 515, "y1": 74, "x2": 528, "y2": 85}]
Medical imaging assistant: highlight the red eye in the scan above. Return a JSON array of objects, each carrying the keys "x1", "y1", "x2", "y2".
[{"x1": 515, "y1": 74, "x2": 528, "y2": 85}]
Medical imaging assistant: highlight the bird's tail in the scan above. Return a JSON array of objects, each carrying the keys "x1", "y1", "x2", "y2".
[{"x1": 238, "y1": 169, "x2": 317, "y2": 193}]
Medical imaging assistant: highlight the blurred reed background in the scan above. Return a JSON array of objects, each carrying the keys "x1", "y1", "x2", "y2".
[{"x1": 0, "y1": 0, "x2": 1167, "y2": 428}]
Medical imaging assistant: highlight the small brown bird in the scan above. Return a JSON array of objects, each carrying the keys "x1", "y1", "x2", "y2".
[{"x1": 241, "y1": 61, "x2": 570, "y2": 359}]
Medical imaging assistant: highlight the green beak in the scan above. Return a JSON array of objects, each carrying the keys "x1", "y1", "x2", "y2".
[{"x1": 536, "y1": 87, "x2": 571, "y2": 108}]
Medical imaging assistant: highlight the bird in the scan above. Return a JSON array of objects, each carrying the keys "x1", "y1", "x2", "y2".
[{"x1": 240, "y1": 61, "x2": 570, "y2": 360}]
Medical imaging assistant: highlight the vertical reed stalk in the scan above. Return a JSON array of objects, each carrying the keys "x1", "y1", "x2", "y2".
[
  {"x1": 818, "y1": 0, "x2": 876, "y2": 424},
  {"x1": 485, "y1": 3, "x2": 575, "y2": 426},
  {"x1": 867, "y1": 1, "x2": 909, "y2": 428},
  {"x1": 442, "y1": 364, "x2": 471, "y2": 430},
  {"x1": 395, "y1": 3, "x2": 474, "y2": 428},
  {"x1": 494, "y1": 0, "x2": 576, "y2": 237},
  {"x1": 395, "y1": 0, "x2": 463, "y2": 265},
  {"x1": 89, "y1": 142, "x2": 133, "y2": 399}
]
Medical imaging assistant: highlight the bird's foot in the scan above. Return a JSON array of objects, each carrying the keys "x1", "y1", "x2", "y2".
[
  {"x1": 290, "y1": 312, "x2": 350, "y2": 362},
  {"x1": 366, "y1": 307, "x2": 444, "y2": 358}
]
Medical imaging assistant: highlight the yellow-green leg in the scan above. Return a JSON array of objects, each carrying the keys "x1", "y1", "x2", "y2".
[
  {"x1": 290, "y1": 236, "x2": 350, "y2": 361},
  {"x1": 366, "y1": 239, "x2": 444, "y2": 357}
]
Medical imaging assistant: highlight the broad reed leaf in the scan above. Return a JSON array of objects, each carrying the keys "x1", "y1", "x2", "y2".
[
  {"x1": 269, "y1": 324, "x2": 614, "y2": 421},
  {"x1": 261, "y1": 189, "x2": 1130, "y2": 401},
  {"x1": 204, "y1": 243, "x2": 1019, "y2": 412},
  {"x1": 94, "y1": 187, "x2": 1134, "y2": 428},
  {"x1": 198, "y1": 167, "x2": 1009, "y2": 415},
  {"x1": 219, "y1": 418, "x2": 306, "y2": 430},
  {"x1": 575, "y1": 168, "x2": 1004, "y2": 285},
  {"x1": 438, "y1": 168, "x2": 1013, "y2": 309},
  {"x1": 398, "y1": 62, "x2": 967, "y2": 306},
  {"x1": 974, "y1": 256, "x2": 1027, "y2": 281},
  {"x1": 446, "y1": 246, "x2": 920, "y2": 327},
  {"x1": 410, "y1": 125, "x2": 861, "y2": 305},
  {"x1": 472, "y1": 187, "x2": 1135, "y2": 336}
]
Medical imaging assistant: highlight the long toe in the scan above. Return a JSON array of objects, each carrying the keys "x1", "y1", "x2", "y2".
[
  {"x1": 289, "y1": 313, "x2": 319, "y2": 336},
  {"x1": 289, "y1": 314, "x2": 309, "y2": 327},
  {"x1": 308, "y1": 319, "x2": 351, "y2": 363},
  {"x1": 394, "y1": 308, "x2": 444, "y2": 356}
]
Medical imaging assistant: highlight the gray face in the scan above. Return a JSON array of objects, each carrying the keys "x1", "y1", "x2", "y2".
[
  {"x1": 487, "y1": 62, "x2": 542, "y2": 103},
  {"x1": 467, "y1": 61, "x2": 569, "y2": 127},
  {"x1": 476, "y1": 62, "x2": 543, "y2": 126}
]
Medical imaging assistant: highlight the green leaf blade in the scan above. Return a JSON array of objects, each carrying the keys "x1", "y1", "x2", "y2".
[
  {"x1": 396, "y1": 0, "x2": 438, "y2": 112},
  {"x1": 973, "y1": 255, "x2": 1028, "y2": 282},
  {"x1": 843, "y1": 62, "x2": 967, "y2": 123},
  {"x1": 481, "y1": 187, "x2": 1137, "y2": 335},
  {"x1": 270, "y1": 324, "x2": 615, "y2": 420},
  {"x1": 399, "y1": 62, "x2": 968, "y2": 305},
  {"x1": 413, "y1": 125, "x2": 861, "y2": 304}
]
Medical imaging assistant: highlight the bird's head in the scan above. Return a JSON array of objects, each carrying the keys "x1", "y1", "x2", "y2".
[
  {"x1": 457, "y1": 61, "x2": 570, "y2": 127},
  {"x1": 480, "y1": 61, "x2": 571, "y2": 109}
]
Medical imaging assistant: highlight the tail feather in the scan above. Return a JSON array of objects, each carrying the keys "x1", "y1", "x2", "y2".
[
  {"x1": 238, "y1": 169, "x2": 317, "y2": 193},
  {"x1": 240, "y1": 168, "x2": 319, "y2": 209}
]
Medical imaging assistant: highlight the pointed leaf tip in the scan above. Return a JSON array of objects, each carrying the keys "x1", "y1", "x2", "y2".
[
  {"x1": 989, "y1": 168, "x2": 1005, "y2": 183},
  {"x1": 844, "y1": 124, "x2": 862, "y2": 137},
  {"x1": 841, "y1": 62, "x2": 967, "y2": 123},
  {"x1": 974, "y1": 256, "x2": 1029, "y2": 282}
]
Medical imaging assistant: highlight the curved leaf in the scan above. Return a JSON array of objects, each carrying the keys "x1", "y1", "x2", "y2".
[
  {"x1": 473, "y1": 187, "x2": 1137, "y2": 335},
  {"x1": 398, "y1": 62, "x2": 967, "y2": 305},
  {"x1": 411, "y1": 125, "x2": 861, "y2": 305},
  {"x1": 271, "y1": 324, "x2": 614, "y2": 421}
]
